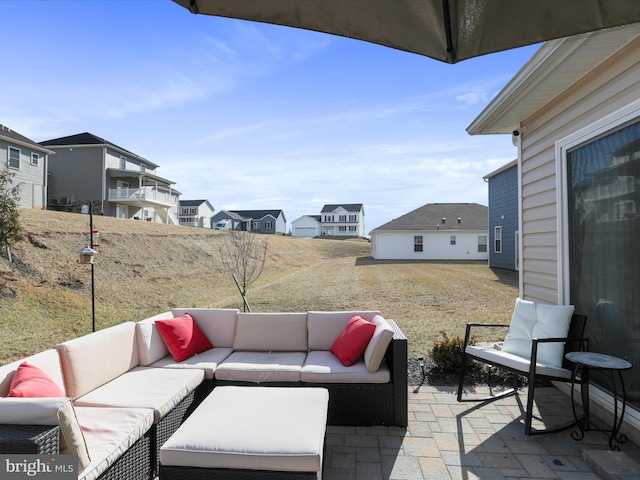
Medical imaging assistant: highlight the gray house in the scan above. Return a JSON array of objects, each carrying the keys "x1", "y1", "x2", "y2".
[
  {"x1": 0, "y1": 125, "x2": 54, "y2": 209},
  {"x1": 211, "y1": 209, "x2": 287, "y2": 234},
  {"x1": 41, "y1": 133, "x2": 180, "y2": 223},
  {"x1": 484, "y1": 160, "x2": 519, "y2": 271}
]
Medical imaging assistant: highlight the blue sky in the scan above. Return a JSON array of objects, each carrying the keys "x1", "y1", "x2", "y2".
[{"x1": 2, "y1": 0, "x2": 538, "y2": 233}]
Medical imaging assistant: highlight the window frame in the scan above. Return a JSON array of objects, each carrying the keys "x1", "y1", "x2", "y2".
[
  {"x1": 31, "y1": 152, "x2": 40, "y2": 166},
  {"x1": 494, "y1": 226, "x2": 502, "y2": 253},
  {"x1": 8, "y1": 146, "x2": 20, "y2": 169},
  {"x1": 414, "y1": 235, "x2": 423, "y2": 252}
]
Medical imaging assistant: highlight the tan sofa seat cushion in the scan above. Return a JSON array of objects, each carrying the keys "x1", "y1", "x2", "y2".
[
  {"x1": 77, "y1": 406, "x2": 154, "y2": 480},
  {"x1": 150, "y1": 347, "x2": 233, "y2": 379},
  {"x1": 172, "y1": 308, "x2": 238, "y2": 348},
  {"x1": 301, "y1": 351, "x2": 390, "y2": 383},
  {"x1": 234, "y1": 312, "x2": 308, "y2": 351},
  {"x1": 307, "y1": 311, "x2": 381, "y2": 350},
  {"x1": 73, "y1": 366, "x2": 203, "y2": 422},
  {"x1": 215, "y1": 351, "x2": 307, "y2": 383},
  {"x1": 0, "y1": 349, "x2": 66, "y2": 397},
  {"x1": 160, "y1": 386, "x2": 328, "y2": 472},
  {"x1": 56, "y1": 322, "x2": 139, "y2": 399}
]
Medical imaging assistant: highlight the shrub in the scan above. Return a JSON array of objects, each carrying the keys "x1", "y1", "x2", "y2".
[{"x1": 428, "y1": 330, "x2": 473, "y2": 373}]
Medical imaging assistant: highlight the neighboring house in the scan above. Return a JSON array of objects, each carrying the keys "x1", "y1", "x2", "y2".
[
  {"x1": 484, "y1": 160, "x2": 519, "y2": 271},
  {"x1": 369, "y1": 203, "x2": 488, "y2": 261},
  {"x1": 0, "y1": 125, "x2": 54, "y2": 209},
  {"x1": 211, "y1": 209, "x2": 287, "y2": 234},
  {"x1": 468, "y1": 25, "x2": 640, "y2": 430},
  {"x1": 291, "y1": 215, "x2": 321, "y2": 238},
  {"x1": 320, "y1": 204, "x2": 365, "y2": 237},
  {"x1": 41, "y1": 133, "x2": 180, "y2": 224},
  {"x1": 179, "y1": 200, "x2": 215, "y2": 228}
]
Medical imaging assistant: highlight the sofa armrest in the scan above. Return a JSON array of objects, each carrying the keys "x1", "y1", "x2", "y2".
[
  {"x1": 385, "y1": 319, "x2": 408, "y2": 427},
  {"x1": 0, "y1": 424, "x2": 60, "y2": 454}
]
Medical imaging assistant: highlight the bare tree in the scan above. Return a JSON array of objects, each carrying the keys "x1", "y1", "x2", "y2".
[
  {"x1": 0, "y1": 168, "x2": 24, "y2": 263},
  {"x1": 218, "y1": 231, "x2": 268, "y2": 312}
]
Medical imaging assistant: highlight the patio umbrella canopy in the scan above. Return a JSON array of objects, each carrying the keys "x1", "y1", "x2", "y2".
[{"x1": 172, "y1": 0, "x2": 640, "y2": 63}]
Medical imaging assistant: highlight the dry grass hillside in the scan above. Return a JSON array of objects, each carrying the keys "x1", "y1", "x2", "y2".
[{"x1": 0, "y1": 209, "x2": 519, "y2": 364}]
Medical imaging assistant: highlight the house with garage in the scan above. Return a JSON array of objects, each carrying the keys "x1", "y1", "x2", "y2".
[
  {"x1": 468, "y1": 24, "x2": 640, "y2": 439},
  {"x1": 41, "y1": 132, "x2": 180, "y2": 223},
  {"x1": 291, "y1": 215, "x2": 321, "y2": 238},
  {"x1": 179, "y1": 199, "x2": 215, "y2": 228},
  {"x1": 210, "y1": 209, "x2": 286, "y2": 234},
  {"x1": 484, "y1": 160, "x2": 519, "y2": 271},
  {"x1": 369, "y1": 203, "x2": 488, "y2": 261},
  {"x1": 320, "y1": 204, "x2": 365, "y2": 237},
  {"x1": 0, "y1": 124, "x2": 54, "y2": 209}
]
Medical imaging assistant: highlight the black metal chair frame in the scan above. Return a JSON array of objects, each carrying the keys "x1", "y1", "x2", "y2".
[{"x1": 456, "y1": 313, "x2": 587, "y2": 435}]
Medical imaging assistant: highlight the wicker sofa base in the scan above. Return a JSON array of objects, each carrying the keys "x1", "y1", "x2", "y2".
[
  {"x1": 0, "y1": 424, "x2": 59, "y2": 455},
  {"x1": 160, "y1": 465, "x2": 317, "y2": 479},
  {"x1": 97, "y1": 427, "x2": 152, "y2": 480}
]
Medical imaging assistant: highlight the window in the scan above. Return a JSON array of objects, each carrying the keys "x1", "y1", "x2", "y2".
[
  {"x1": 494, "y1": 226, "x2": 502, "y2": 253},
  {"x1": 252, "y1": 221, "x2": 261, "y2": 230},
  {"x1": 8, "y1": 147, "x2": 20, "y2": 169},
  {"x1": 349, "y1": 214, "x2": 357, "y2": 222},
  {"x1": 349, "y1": 226, "x2": 357, "y2": 232},
  {"x1": 414, "y1": 235, "x2": 423, "y2": 252},
  {"x1": 120, "y1": 156, "x2": 126, "y2": 170},
  {"x1": 325, "y1": 215, "x2": 334, "y2": 222},
  {"x1": 265, "y1": 221, "x2": 273, "y2": 229},
  {"x1": 338, "y1": 226, "x2": 347, "y2": 232},
  {"x1": 450, "y1": 235, "x2": 456, "y2": 245},
  {"x1": 478, "y1": 235, "x2": 487, "y2": 253},
  {"x1": 339, "y1": 215, "x2": 347, "y2": 222},
  {"x1": 566, "y1": 117, "x2": 640, "y2": 407},
  {"x1": 31, "y1": 153, "x2": 40, "y2": 166},
  {"x1": 190, "y1": 208, "x2": 196, "y2": 214},
  {"x1": 181, "y1": 208, "x2": 189, "y2": 215},
  {"x1": 140, "y1": 163, "x2": 146, "y2": 173}
]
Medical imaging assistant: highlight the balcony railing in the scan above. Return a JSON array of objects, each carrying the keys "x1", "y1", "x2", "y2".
[{"x1": 108, "y1": 187, "x2": 177, "y2": 207}]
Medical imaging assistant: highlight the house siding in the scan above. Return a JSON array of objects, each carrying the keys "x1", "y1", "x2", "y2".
[
  {"x1": 519, "y1": 38, "x2": 640, "y2": 304},
  {"x1": 0, "y1": 143, "x2": 48, "y2": 209},
  {"x1": 371, "y1": 231, "x2": 488, "y2": 261},
  {"x1": 487, "y1": 164, "x2": 518, "y2": 270}
]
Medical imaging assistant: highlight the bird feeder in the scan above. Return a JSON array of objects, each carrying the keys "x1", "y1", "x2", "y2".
[{"x1": 77, "y1": 245, "x2": 97, "y2": 264}]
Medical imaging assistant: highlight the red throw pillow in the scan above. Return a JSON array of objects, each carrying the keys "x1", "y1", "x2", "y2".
[
  {"x1": 8, "y1": 362, "x2": 65, "y2": 397},
  {"x1": 331, "y1": 315, "x2": 376, "y2": 366},
  {"x1": 155, "y1": 313, "x2": 213, "y2": 362}
]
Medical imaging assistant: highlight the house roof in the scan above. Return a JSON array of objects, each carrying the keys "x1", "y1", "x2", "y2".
[
  {"x1": 231, "y1": 209, "x2": 286, "y2": 223},
  {"x1": 40, "y1": 132, "x2": 159, "y2": 168},
  {"x1": 0, "y1": 125, "x2": 54, "y2": 154},
  {"x1": 321, "y1": 204, "x2": 364, "y2": 214},
  {"x1": 180, "y1": 199, "x2": 212, "y2": 208},
  {"x1": 467, "y1": 24, "x2": 640, "y2": 135},
  {"x1": 292, "y1": 215, "x2": 321, "y2": 223},
  {"x1": 370, "y1": 203, "x2": 487, "y2": 233},
  {"x1": 483, "y1": 159, "x2": 518, "y2": 180}
]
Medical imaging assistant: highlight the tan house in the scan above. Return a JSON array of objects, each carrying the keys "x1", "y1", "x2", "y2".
[{"x1": 468, "y1": 24, "x2": 640, "y2": 440}]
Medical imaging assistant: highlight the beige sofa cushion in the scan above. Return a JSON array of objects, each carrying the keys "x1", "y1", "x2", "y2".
[
  {"x1": 307, "y1": 311, "x2": 381, "y2": 350},
  {"x1": 363, "y1": 315, "x2": 394, "y2": 372},
  {"x1": 151, "y1": 347, "x2": 233, "y2": 379},
  {"x1": 73, "y1": 366, "x2": 204, "y2": 423},
  {"x1": 234, "y1": 313, "x2": 308, "y2": 351},
  {"x1": 135, "y1": 311, "x2": 174, "y2": 366},
  {"x1": 172, "y1": 308, "x2": 238, "y2": 348},
  {"x1": 160, "y1": 386, "x2": 328, "y2": 472},
  {"x1": 77, "y1": 406, "x2": 154, "y2": 480},
  {"x1": 301, "y1": 351, "x2": 390, "y2": 383},
  {"x1": 215, "y1": 351, "x2": 307, "y2": 383},
  {"x1": 56, "y1": 322, "x2": 139, "y2": 399},
  {"x1": 0, "y1": 349, "x2": 66, "y2": 397}
]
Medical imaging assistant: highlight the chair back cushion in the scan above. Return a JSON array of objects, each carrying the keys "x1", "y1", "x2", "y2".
[
  {"x1": 307, "y1": 311, "x2": 381, "y2": 350},
  {"x1": 234, "y1": 313, "x2": 308, "y2": 351}
]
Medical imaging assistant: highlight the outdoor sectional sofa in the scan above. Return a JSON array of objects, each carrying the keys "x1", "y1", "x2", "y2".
[{"x1": 0, "y1": 308, "x2": 407, "y2": 480}]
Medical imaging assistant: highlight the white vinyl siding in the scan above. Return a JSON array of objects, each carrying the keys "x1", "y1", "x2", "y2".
[
  {"x1": 519, "y1": 39, "x2": 640, "y2": 304},
  {"x1": 372, "y1": 231, "x2": 489, "y2": 260}
]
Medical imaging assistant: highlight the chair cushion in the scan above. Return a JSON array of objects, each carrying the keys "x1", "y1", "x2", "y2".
[
  {"x1": 155, "y1": 313, "x2": 213, "y2": 362},
  {"x1": 502, "y1": 298, "x2": 575, "y2": 368},
  {"x1": 465, "y1": 345, "x2": 572, "y2": 379},
  {"x1": 172, "y1": 308, "x2": 238, "y2": 348},
  {"x1": 215, "y1": 351, "x2": 306, "y2": 383},
  {"x1": 135, "y1": 311, "x2": 174, "y2": 366},
  {"x1": 331, "y1": 315, "x2": 376, "y2": 366},
  {"x1": 363, "y1": 315, "x2": 394, "y2": 372},
  {"x1": 0, "y1": 349, "x2": 66, "y2": 397},
  {"x1": 150, "y1": 347, "x2": 233, "y2": 379},
  {"x1": 302, "y1": 350, "x2": 390, "y2": 383},
  {"x1": 8, "y1": 362, "x2": 65, "y2": 398}
]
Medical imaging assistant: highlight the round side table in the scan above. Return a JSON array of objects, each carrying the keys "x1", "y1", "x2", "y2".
[{"x1": 565, "y1": 351, "x2": 632, "y2": 450}]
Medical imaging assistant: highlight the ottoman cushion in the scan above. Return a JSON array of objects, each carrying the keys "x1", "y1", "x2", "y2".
[{"x1": 160, "y1": 386, "x2": 328, "y2": 473}]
